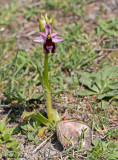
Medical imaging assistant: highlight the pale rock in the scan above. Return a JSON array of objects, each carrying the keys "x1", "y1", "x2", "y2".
[{"x1": 56, "y1": 119, "x2": 92, "y2": 150}]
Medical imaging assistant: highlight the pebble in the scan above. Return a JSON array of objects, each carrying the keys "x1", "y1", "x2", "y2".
[{"x1": 56, "y1": 119, "x2": 92, "y2": 150}]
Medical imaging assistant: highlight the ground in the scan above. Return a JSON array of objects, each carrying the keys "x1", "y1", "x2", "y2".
[{"x1": 0, "y1": 0, "x2": 118, "y2": 159}]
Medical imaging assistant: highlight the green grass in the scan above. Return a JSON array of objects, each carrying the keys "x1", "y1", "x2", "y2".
[{"x1": 0, "y1": 0, "x2": 118, "y2": 159}]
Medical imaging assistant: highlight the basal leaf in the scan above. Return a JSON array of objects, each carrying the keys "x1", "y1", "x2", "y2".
[
  {"x1": 76, "y1": 90, "x2": 97, "y2": 96},
  {"x1": 97, "y1": 90, "x2": 118, "y2": 100},
  {"x1": 3, "y1": 133, "x2": 10, "y2": 142},
  {"x1": 78, "y1": 66, "x2": 118, "y2": 100},
  {"x1": 115, "y1": 95, "x2": 118, "y2": 99},
  {"x1": 79, "y1": 77, "x2": 99, "y2": 93},
  {"x1": 92, "y1": 138, "x2": 101, "y2": 147},
  {"x1": 35, "y1": 112, "x2": 50, "y2": 126},
  {"x1": 101, "y1": 66, "x2": 118, "y2": 80},
  {"x1": 21, "y1": 111, "x2": 50, "y2": 127},
  {"x1": 78, "y1": 71, "x2": 92, "y2": 78},
  {"x1": 108, "y1": 153, "x2": 118, "y2": 160},
  {"x1": 108, "y1": 83, "x2": 118, "y2": 90},
  {"x1": 52, "y1": 109, "x2": 60, "y2": 122},
  {"x1": 0, "y1": 115, "x2": 8, "y2": 133}
]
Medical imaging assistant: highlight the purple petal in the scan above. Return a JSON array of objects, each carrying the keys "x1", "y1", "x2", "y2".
[
  {"x1": 39, "y1": 32, "x2": 47, "y2": 38},
  {"x1": 52, "y1": 36, "x2": 64, "y2": 43},
  {"x1": 51, "y1": 32, "x2": 58, "y2": 38},
  {"x1": 45, "y1": 24, "x2": 51, "y2": 35},
  {"x1": 33, "y1": 36, "x2": 44, "y2": 43}
]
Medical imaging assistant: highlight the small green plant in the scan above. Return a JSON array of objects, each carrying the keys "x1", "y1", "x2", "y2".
[
  {"x1": 20, "y1": 113, "x2": 55, "y2": 138},
  {"x1": 75, "y1": 128, "x2": 87, "y2": 160},
  {"x1": 86, "y1": 138, "x2": 118, "y2": 160},
  {"x1": 77, "y1": 66, "x2": 118, "y2": 100},
  {"x1": 96, "y1": 18, "x2": 118, "y2": 37},
  {"x1": 91, "y1": 100, "x2": 110, "y2": 132},
  {"x1": 19, "y1": 118, "x2": 42, "y2": 142},
  {"x1": 0, "y1": 115, "x2": 20, "y2": 158},
  {"x1": 105, "y1": 128, "x2": 118, "y2": 141}
]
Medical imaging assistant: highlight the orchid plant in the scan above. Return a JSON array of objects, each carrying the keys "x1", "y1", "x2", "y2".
[{"x1": 21, "y1": 15, "x2": 64, "y2": 134}]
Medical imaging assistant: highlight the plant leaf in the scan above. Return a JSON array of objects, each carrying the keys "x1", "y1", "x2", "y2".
[
  {"x1": 92, "y1": 138, "x2": 101, "y2": 146},
  {"x1": 97, "y1": 90, "x2": 118, "y2": 99},
  {"x1": 37, "y1": 127, "x2": 48, "y2": 137},
  {"x1": 79, "y1": 77, "x2": 99, "y2": 93},
  {"x1": 76, "y1": 90, "x2": 97, "y2": 96},
  {"x1": 3, "y1": 133, "x2": 10, "y2": 142},
  {"x1": 52, "y1": 109, "x2": 60, "y2": 122},
  {"x1": 0, "y1": 115, "x2": 8, "y2": 133},
  {"x1": 21, "y1": 111, "x2": 50, "y2": 127}
]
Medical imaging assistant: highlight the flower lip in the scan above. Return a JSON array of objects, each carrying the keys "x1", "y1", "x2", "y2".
[
  {"x1": 46, "y1": 46, "x2": 53, "y2": 50},
  {"x1": 44, "y1": 38, "x2": 56, "y2": 54}
]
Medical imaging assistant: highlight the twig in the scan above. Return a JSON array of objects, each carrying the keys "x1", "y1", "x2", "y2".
[
  {"x1": 62, "y1": 145, "x2": 76, "y2": 154},
  {"x1": 108, "y1": 77, "x2": 118, "y2": 80},
  {"x1": 96, "y1": 36, "x2": 107, "y2": 46},
  {"x1": 92, "y1": 120, "x2": 94, "y2": 141},
  {"x1": 95, "y1": 48, "x2": 118, "y2": 51},
  {"x1": 19, "y1": 148, "x2": 43, "y2": 158},
  {"x1": 0, "y1": 105, "x2": 9, "y2": 107},
  {"x1": 29, "y1": 2, "x2": 41, "y2": 7},
  {"x1": 33, "y1": 134, "x2": 53, "y2": 154},
  {"x1": 26, "y1": 30, "x2": 37, "y2": 37}
]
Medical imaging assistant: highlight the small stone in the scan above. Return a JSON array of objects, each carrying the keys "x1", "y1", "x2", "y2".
[
  {"x1": 56, "y1": 119, "x2": 92, "y2": 150},
  {"x1": 19, "y1": 143, "x2": 24, "y2": 149}
]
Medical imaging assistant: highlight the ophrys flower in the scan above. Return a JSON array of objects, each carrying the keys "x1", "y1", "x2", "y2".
[{"x1": 33, "y1": 24, "x2": 64, "y2": 54}]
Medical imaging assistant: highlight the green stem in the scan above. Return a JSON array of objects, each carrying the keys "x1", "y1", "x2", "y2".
[{"x1": 44, "y1": 54, "x2": 53, "y2": 121}]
